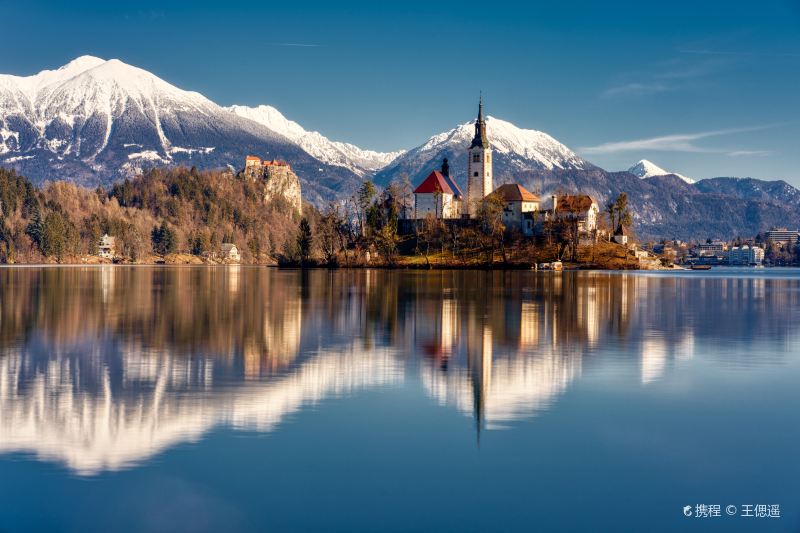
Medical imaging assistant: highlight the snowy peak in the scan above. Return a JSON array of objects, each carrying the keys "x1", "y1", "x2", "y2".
[
  {"x1": 419, "y1": 116, "x2": 587, "y2": 171},
  {"x1": 628, "y1": 159, "x2": 694, "y2": 184},
  {"x1": 227, "y1": 104, "x2": 403, "y2": 175},
  {"x1": 373, "y1": 115, "x2": 590, "y2": 189}
]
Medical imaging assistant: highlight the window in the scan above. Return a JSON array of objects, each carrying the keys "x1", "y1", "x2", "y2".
[
  {"x1": 473, "y1": 172, "x2": 479, "y2": 177},
  {"x1": 472, "y1": 153, "x2": 480, "y2": 163}
]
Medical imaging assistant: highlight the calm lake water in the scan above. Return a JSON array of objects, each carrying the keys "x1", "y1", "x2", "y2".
[{"x1": 0, "y1": 266, "x2": 799, "y2": 532}]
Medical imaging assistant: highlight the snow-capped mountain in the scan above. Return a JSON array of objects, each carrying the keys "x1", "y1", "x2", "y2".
[
  {"x1": 227, "y1": 104, "x2": 403, "y2": 176},
  {"x1": 628, "y1": 159, "x2": 694, "y2": 184},
  {"x1": 373, "y1": 116, "x2": 591, "y2": 188},
  {"x1": 0, "y1": 56, "x2": 369, "y2": 202}
]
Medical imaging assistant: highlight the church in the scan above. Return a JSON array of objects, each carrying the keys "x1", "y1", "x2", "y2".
[
  {"x1": 411, "y1": 98, "x2": 600, "y2": 238},
  {"x1": 413, "y1": 97, "x2": 539, "y2": 221},
  {"x1": 413, "y1": 97, "x2": 497, "y2": 220}
]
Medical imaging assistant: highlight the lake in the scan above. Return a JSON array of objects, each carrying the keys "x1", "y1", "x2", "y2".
[{"x1": 0, "y1": 266, "x2": 798, "y2": 532}]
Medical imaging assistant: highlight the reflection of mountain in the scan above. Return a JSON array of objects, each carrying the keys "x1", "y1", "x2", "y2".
[
  {"x1": 0, "y1": 344, "x2": 402, "y2": 475},
  {"x1": 0, "y1": 267, "x2": 798, "y2": 474}
]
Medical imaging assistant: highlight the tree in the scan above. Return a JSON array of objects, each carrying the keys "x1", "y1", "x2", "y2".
[
  {"x1": 390, "y1": 174, "x2": 414, "y2": 220},
  {"x1": 607, "y1": 192, "x2": 631, "y2": 233},
  {"x1": 190, "y1": 230, "x2": 211, "y2": 255},
  {"x1": 119, "y1": 224, "x2": 146, "y2": 261},
  {"x1": 614, "y1": 192, "x2": 632, "y2": 228},
  {"x1": 25, "y1": 206, "x2": 44, "y2": 248},
  {"x1": 0, "y1": 218, "x2": 14, "y2": 263},
  {"x1": 476, "y1": 194, "x2": 506, "y2": 265},
  {"x1": 40, "y1": 211, "x2": 78, "y2": 261},
  {"x1": 357, "y1": 181, "x2": 377, "y2": 236},
  {"x1": 417, "y1": 214, "x2": 444, "y2": 268},
  {"x1": 297, "y1": 217, "x2": 313, "y2": 265},
  {"x1": 151, "y1": 222, "x2": 177, "y2": 256},
  {"x1": 374, "y1": 222, "x2": 400, "y2": 266},
  {"x1": 318, "y1": 204, "x2": 341, "y2": 265}
]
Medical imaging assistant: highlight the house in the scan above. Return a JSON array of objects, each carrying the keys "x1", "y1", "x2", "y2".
[
  {"x1": 552, "y1": 195, "x2": 600, "y2": 232},
  {"x1": 245, "y1": 155, "x2": 262, "y2": 168},
  {"x1": 413, "y1": 159, "x2": 463, "y2": 219},
  {"x1": 729, "y1": 245, "x2": 765, "y2": 265},
  {"x1": 219, "y1": 243, "x2": 241, "y2": 263},
  {"x1": 97, "y1": 234, "x2": 116, "y2": 259},
  {"x1": 491, "y1": 183, "x2": 540, "y2": 235},
  {"x1": 613, "y1": 224, "x2": 629, "y2": 245}
]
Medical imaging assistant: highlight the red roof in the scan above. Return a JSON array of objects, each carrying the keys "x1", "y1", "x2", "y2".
[
  {"x1": 493, "y1": 183, "x2": 540, "y2": 202},
  {"x1": 263, "y1": 159, "x2": 289, "y2": 167},
  {"x1": 245, "y1": 155, "x2": 261, "y2": 161},
  {"x1": 414, "y1": 171, "x2": 461, "y2": 196}
]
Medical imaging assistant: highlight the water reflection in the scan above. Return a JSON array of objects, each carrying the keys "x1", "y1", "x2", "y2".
[{"x1": 0, "y1": 267, "x2": 798, "y2": 474}]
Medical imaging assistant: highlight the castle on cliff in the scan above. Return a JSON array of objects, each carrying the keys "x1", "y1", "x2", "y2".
[{"x1": 241, "y1": 155, "x2": 302, "y2": 215}]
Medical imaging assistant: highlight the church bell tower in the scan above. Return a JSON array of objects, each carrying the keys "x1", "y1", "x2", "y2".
[{"x1": 466, "y1": 96, "x2": 492, "y2": 217}]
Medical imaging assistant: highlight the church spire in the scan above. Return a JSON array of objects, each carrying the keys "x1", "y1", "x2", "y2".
[{"x1": 470, "y1": 94, "x2": 489, "y2": 149}]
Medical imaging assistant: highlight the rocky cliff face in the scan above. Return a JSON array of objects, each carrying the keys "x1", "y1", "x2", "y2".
[{"x1": 242, "y1": 164, "x2": 302, "y2": 215}]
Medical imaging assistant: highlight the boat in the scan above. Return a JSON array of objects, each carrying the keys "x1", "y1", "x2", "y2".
[{"x1": 690, "y1": 265, "x2": 712, "y2": 270}]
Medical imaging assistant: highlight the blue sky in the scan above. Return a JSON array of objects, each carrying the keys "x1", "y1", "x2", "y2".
[{"x1": 2, "y1": 0, "x2": 800, "y2": 183}]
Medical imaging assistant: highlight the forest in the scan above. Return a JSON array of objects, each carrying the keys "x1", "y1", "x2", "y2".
[{"x1": 0, "y1": 166, "x2": 301, "y2": 264}]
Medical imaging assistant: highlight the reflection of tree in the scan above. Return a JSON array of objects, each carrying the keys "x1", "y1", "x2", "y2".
[{"x1": 0, "y1": 267, "x2": 304, "y2": 375}]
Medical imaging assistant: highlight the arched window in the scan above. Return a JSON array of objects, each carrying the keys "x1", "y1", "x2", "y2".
[{"x1": 473, "y1": 172, "x2": 479, "y2": 177}]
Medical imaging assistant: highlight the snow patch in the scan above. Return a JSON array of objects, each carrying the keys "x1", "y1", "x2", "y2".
[
  {"x1": 3, "y1": 155, "x2": 34, "y2": 163},
  {"x1": 127, "y1": 150, "x2": 167, "y2": 162},
  {"x1": 169, "y1": 146, "x2": 215, "y2": 156}
]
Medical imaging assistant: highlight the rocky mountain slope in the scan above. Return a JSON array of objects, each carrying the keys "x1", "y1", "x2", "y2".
[{"x1": 226, "y1": 104, "x2": 403, "y2": 176}]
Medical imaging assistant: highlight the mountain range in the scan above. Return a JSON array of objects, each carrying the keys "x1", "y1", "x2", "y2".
[{"x1": 1, "y1": 56, "x2": 798, "y2": 240}]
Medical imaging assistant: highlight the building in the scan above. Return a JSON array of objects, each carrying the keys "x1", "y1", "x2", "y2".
[
  {"x1": 552, "y1": 195, "x2": 600, "y2": 232},
  {"x1": 491, "y1": 183, "x2": 540, "y2": 234},
  {"x1": 613, "y1": 225, "x2": 629, "y2": 245},
  {"x1": 413, "y1": 160, "x2": 463, "y2": 219},
  {"x1": 219, "y1": 243, "x2": 241, "y2": 263},
  {"x1": 466, "y1": 97, "x2": 492, "y2": 217},
  {"x1": 728, "y1": 245, "x2": 765, "y2": 265},
  {"x1": 241, "y1": 156, "x2": 302, "y2": 216},
  {"x1": 695, "y1": 241, "x2": 727, "y2": 256},
  {"x1": 97, "y1": 234, "x2": 116, "y2": 259},
  {"x1": 765, "y1": 227, "x2": 800, "y2": 248}
]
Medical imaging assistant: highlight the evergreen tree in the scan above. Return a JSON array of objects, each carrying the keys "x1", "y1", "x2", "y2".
[
  {"x1": 357, "y1": 181, "x2": 376, "y2": 235},
  {"x1": 40, "y1": 211, "x2": 77, "y2": 261},
  {"x1": 151, "y1": 222, "x2": 177, "y2": 256},
  {"x1": 297, "y1": 217, "x2": 313, "y2": 264},
  {"x1": 25, "y1": 206, "x2": 44, "y2": 247}
]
